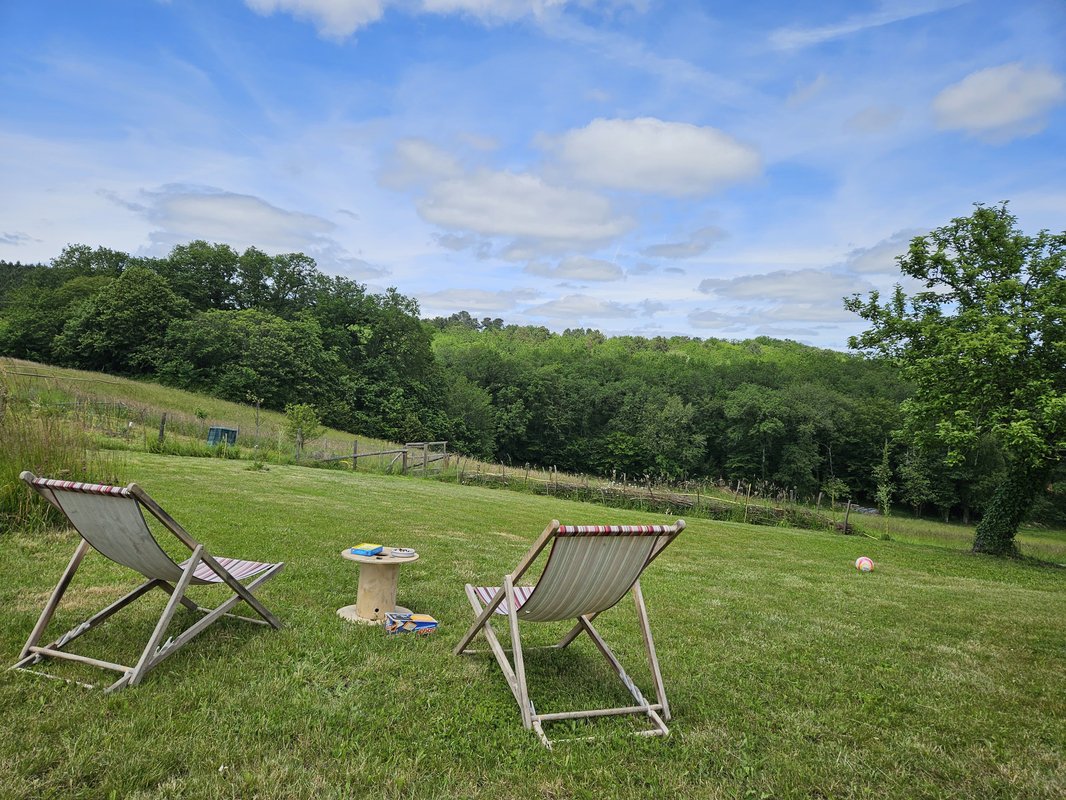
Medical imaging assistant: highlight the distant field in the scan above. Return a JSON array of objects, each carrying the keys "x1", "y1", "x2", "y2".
[{"x1": 1, "y1": 452, "x2": 1063, "y2": 799}]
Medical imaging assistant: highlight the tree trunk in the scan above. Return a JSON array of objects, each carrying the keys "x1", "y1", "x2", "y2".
[{"x1": 972, "y1": 464, "x2": 1043, "y2": 556}]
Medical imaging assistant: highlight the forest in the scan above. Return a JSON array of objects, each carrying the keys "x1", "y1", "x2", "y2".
[{"x1": 0, "y1": 240, "x2": 1057, "y2": 525}]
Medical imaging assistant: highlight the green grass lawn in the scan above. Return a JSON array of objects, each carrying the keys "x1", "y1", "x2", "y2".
[{"x1": 1, "y1": 452, "x2": 1064, "y2": 799}]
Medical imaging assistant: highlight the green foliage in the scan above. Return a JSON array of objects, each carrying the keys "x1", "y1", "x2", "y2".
[
  {"x1": 53, "y1": 266, "x2": 191, "y2": 374},
  {"x1": 821, "y1": 476, "x2": 850, "y2": 509},
  {"x1": 284, "y1": 403, "x2": 324, "y2": 459},
  {"x1": 873, "y1": 441, "x2": 894, "y2": 518},
  {"x1": 847, "y1": 203, "x2": 1065, "y2": 554}
]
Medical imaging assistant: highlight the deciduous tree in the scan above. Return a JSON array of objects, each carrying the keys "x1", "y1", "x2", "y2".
[{"x1": 846, "y1": 204, "x2": 1065, "y2": 555}]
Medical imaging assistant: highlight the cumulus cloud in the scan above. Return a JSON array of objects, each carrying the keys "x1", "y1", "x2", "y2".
[
  {"x1": 133, "y1": 185, "x2": 335, "y2": 251},
  {"x1": 525, "y1": 293, "x2": 638, "y2": 319},
  {"x1": 641, "y1": 225, "x2": 726, "y2": 258},
  {"x1": 843, "y1": 229, "x2": 923, "y2": 273},
  {"x1": 933, "y1": 63, "x2": 1066, "y2": 142},
  {"x1": 379, "y1": 138, "x2": 463, "y2": 190},
  {"x1": 417, "y1": 169, "x2": 634, "y2": 247},
  {"x1": 699, "y1": 268, "x2": 874, "y2": 305},
  {"x1": 545, "y1": 117, "x2": 761, "y2": 196},
  {"x1": 524, "y1": 255, "x2": 625, "y2": 281},
  {"x1": 419, "y1": 287, "x2": 540, "y2": 313},
  {"x1": 106, "y1": 184, "x2": 389, "y2": 277}
]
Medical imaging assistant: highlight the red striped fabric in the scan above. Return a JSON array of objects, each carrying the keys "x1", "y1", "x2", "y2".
[
  {"x1": 31, "y1": 477, "x2": 130, "y2": 497},
  {"x1": 181, "y1": 556, "x2": 277, "y2": 583},
  {"x1": 556, "y1": 524, "x2": 671, "y2": 536},
  {"x1": 474, "y1": 585, "x2": 534, "y2": 615}
]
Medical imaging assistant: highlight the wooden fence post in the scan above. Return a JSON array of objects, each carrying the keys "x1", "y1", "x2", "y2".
[
  {"x1": 352, "y1": 440, "x2": 358, "y2": 471},
  {"x1": 157, "y1": 413, "x2": 167, "y2": 445}
]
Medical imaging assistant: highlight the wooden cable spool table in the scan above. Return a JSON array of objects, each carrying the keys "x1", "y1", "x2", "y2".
[{"x1": 337, "y1": 547, "x2": 420, "y2": 625}]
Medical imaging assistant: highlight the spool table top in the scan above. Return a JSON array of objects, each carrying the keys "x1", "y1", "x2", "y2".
[{"x1": 340, "y1": 547, "x2": 420, "y2": 565}]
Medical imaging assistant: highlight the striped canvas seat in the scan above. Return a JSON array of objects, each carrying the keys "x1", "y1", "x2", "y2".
[
  {"x1": 185, "y1": 557, "x2": 277, "y2": 583},
  {"x1": 456, "y1": 518, "x2": 686, "y2": 748},
  {"x1": 13, "y1": 472, "x2": 285, "y2": 692},
  {"x1": 473, "y1": 585, "x2": 534, "y2": 615}
]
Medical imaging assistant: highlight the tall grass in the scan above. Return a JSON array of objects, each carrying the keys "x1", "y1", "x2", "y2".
[{"x1": 0, "y1": 391, "x2": 123, "y2": 533}]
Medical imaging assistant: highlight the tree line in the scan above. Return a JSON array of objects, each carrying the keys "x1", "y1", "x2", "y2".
[{"x1": 1, "y1": 222, "x2": 1061, "y2": 536}]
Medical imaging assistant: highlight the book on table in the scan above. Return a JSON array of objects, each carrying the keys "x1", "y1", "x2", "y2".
[{"x1": 350, "y1": 543, "x2": 383, "y2": 556}]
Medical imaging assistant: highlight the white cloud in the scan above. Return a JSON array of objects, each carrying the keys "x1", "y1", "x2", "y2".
[
  {"x1": 933, "y1": 63, "x2": 1066, "y2": 142},
  {"x1": 699, "y1": 268, "x2": 874, "y2": 305},
  {"x1": 421, "y1": 1, "x2": 569, "y2": 21},
  {"x1": 842, "y1": 229, "x2": 923, "y2": 273},
  {"x1": 244, "y1": 0, "x2": 386, "y2": 39},
  {"x1": 687, "y1": 308, "x2": 746, "y2": 331},
  {"x1": 105, "y1": 184, "x2": 390, "y2": 278},
  {"x1": 641, "y1": 225, "x2": 726, "y2": 258},
  {"x1": 769, "y1": 1, "x2": 967, "y2": 50},
  {"x1": 379, "y1": 138, "x2": 463, "y2": 190},
  {"x1": 419, "y1": 287, "x2": 540, "y2": 313},
  {"x1": 244, "y1": 0, "x2": 574, "y2": 39},
  {"x1": 525, "y1": 255, "x2": 624, "y2": 281},
  {"x1": 417, "y1": 169, "x2": 634, "y2": 246},
  {"x1": 136, "y1": 185, "x2": 335, "y2": 251},
  {"x1": 546, "y1": 118, "x2": 761, "y2": 196},
  {"x1": 525, "y1": 293, "x2": 637, "y2": 319}
]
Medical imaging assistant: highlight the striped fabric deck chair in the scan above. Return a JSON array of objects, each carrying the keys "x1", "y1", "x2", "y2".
[
  {"x1": 454, "y1": 518, "x2": 685, "y2": 747},
  {"x1": 11, "y1": 471, "x2": 285, "y2": 692}
]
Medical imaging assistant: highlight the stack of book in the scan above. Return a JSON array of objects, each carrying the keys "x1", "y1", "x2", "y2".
[{"x1": 384, "y1": 612, "x2": 438, "y2": 635}]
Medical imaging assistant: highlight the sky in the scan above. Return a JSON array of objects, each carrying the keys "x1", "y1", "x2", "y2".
[{"x1": 1, "y1": 1, "x2": 1064, "y2": 349}]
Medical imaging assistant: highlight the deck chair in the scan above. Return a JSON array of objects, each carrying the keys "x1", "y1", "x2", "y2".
[
  {"x1": 11, "y1": 471, "x2": 285, "y2": 692},
  {"x1": 455, "y1": 518, "x2": 685, "y2": 747}
]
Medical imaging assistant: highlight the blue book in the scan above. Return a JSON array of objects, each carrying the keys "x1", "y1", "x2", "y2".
[{"x1": 350, "y1": 543, "x2": 383, "y2": 556}]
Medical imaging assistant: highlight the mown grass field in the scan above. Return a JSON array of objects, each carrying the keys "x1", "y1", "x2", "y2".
[{"x1": 1, "y1": 452, "x2": 1063, "y2": 799}]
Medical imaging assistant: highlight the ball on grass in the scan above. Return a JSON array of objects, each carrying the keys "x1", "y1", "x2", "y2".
[{"x1": 855, "y1": 556, "x2": 874, "y2": 572}]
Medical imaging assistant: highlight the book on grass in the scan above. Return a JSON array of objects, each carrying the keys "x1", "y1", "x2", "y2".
[
  {"x1": 350, "y1": 543, "x2": 383, "y2": 556},
  {"x1": 385, "y1": 612, "x2": 438, "y2": 635}
]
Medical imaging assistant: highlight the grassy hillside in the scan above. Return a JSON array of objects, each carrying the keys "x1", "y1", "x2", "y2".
[
  {"x1": 1, "y1": 453, "x2": 1063, "y2": 799},
  {"x1": 1, "y1": 357, "x2": 397, "y2": 461}
]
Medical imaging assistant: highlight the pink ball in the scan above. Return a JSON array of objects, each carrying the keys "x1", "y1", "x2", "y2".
[{"x1": 855, "y1": 556, "x2": 874, "y2": 572}]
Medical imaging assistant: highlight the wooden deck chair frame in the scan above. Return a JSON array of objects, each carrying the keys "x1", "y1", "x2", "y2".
[
  {"x1": 10, "y1": 471, "x2": 285, "y2": 692},
  {"x1": 455, "y1": 518, "x2": 685, "y2": 747}
]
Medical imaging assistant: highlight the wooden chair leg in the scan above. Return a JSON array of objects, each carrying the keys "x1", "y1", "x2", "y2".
[
  {"x1": 128, "y1": 546, "x2": 203, "y2": 687},
  {"x1": 632, "y1": 579, "x2": 670, "y2": 720},
  {"x1": 505, "y1": 576, "x2": 532, "y2": 730},
  {"x1": 18, "y1": 540, "x2": 90, "y2": 660}
]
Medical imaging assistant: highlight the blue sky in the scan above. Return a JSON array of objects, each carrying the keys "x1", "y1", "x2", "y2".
[{"x1": 2, "y1": 1, "x2": 1064, "y2": 348}]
